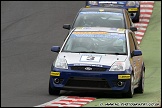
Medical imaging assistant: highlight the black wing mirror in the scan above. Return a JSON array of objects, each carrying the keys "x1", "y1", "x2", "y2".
[
  {"x1": 63, "y1": 24, "x2": 71, "y2": 30},
  {"x1": 131, "y1": 50, "x2": 142, "y2": 57},
  {"x1": 51, "y1": 46, "x2": 60, "y2": 53},
  {"x1": 130, "y1": 26, "x2": 137, "y2": 32}
]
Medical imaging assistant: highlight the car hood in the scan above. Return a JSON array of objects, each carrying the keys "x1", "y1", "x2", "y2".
[{"x1": 57, "y1": 52, "x2": 127, "y2": 66}]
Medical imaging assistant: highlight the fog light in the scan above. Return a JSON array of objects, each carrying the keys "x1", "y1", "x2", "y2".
[
  {"x1": 117, "y1": 81, "x2": 125, "y2": 87},
  {"x1": 54, "y1": 78, "x2": 60, "y2": 84}
]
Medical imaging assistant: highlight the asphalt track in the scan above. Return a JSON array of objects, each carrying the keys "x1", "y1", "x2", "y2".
[{"x1": 1, "y1": 1, "x2": 85, "y2": 107}]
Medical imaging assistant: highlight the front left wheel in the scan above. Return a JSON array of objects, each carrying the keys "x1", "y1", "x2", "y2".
[
  {"x1": 49, "y1": 83, "x2": 60, "y2": 95},
  {"x1": 135, "y1": 69, "x2": 145, "y2": 93},
  {"x1": 122, "y1": 74, "x2": 134, "y2": 98}
]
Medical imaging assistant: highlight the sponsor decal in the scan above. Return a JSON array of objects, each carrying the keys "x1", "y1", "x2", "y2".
[
  {"x1": 71, "y1": 32, "x2": 125, "y2": 39},
  {"x1": 128, "y1": 8, "x2": 138, "y2": 11},
  {"x1": 74, "y1": 63, "x2": 103, "y2": 67},
  {"x1": 50, "y1": 72, "x2": 60, "y2": 76},
  {"x1": 80, "y1": 12, "x2": 123, "y2": 16},
  {"x1": 118, "y1": 75, "x2": 130, "y2": 79},
  {"x1": 117, "y1": 28, "x2": 125, "y2": 33},
  {"x1": 86, "y1": 56, "x2": 95, "y2": 60},
  {"x1": 73, "y1": 31, "x2": 107, "y2": 34},
  {"x1": 99, "y1": 1, "x2": 117, "y2": 4},
  {"x1": 80, "y1": 55, "x2": 102, "y2": 62}
]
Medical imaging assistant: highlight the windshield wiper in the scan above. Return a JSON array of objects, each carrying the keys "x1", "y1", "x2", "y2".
[{"x1": 64, "y1": 51, "x2": 127, "y2": 55}]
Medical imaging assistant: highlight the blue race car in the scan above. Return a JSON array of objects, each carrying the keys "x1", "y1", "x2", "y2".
[
  {"x1": 49, "y1": 27, "x2": 145, "y2": 98},
  {"x1": 85, "y1": 1, "x2": 140, "y2": 23}
]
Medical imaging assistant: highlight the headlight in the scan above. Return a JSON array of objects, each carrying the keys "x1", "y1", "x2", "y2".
[
  {"x1": 126, "y1": 1, "x2": 136, "y2": 6},
  {"x1": 135, "y1": 1, "x2": 139, "y2": 5},
  {"x1": 88, "y1": 1, "x2": 98, "y2": 5},
  {"x1": 109, "y1": 62, "x2": 125, "y2": 71},
  {"x1": 53, "y1": 58, "x2": 68, "y2": 69}
]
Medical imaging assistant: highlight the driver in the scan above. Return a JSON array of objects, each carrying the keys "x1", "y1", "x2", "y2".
[
  {"x1": 113, "y1": 38, "x2": 125, "y2": 52},
  {"x1": 82, "y1": 15, "x2": 95, "y2": 27}
]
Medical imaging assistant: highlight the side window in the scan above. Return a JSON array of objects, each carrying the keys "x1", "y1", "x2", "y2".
[
  {"x1": 125, "y1": 10, "x2": 132, "y2": 27},
  {"x1": 128, "y1": 33, "x2": 135, "y2": 54},
  {"x1": 127, "y1": 10, "x2": 133, "y2": 27},
  {"x1": 130, "y1": 32, "x2": 140, "y2": 50}
]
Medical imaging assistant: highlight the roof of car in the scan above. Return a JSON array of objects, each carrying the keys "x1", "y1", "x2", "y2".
[
  {"x1": 73, "y1": 27, "x2": 127, "y2": 34},
  {"x1": 79, "y1": 7, "x2": 124, "y2": 13}
]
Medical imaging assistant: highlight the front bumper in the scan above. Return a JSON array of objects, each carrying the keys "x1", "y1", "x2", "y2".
[{"x1": 49, "y1": 68, "x2": 131, "y2": 93}]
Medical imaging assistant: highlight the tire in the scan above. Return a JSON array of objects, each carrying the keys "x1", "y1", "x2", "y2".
[
  {"x1": 133, "y1": 17, "x2": 139, "y2": 23},
  {"x1": 135, "y1": 70, "x2": 145, "y2": 93},
  {"x1": 85, "y1": 1, "x2": 88, "y2": 7},
  {"x1": 49, "y1": 83, "x2": 60, "y2": 95},
  {"x1": 122, "y1": 74, "x2": 134, "y2": 98}
]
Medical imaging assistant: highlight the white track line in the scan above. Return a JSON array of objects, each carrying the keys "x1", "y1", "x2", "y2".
[
  {"x1": 34, "y1": 96, "x2": 67, "y2": 107},
  {"x1": 140, "y1": 14, "x2": 152, "y2": 18},
  {"x1": 140, "y1": 1, "x2": 154, "y2": 3},
  {"x1": 135, "y1": 36, "x2": 143, "y2": 40},
  {"x1": 140, "y1": 9, "x2": 153, "y2": 13},
  {"x1": 139, "y1": 19, "x2": 150, "y2": 22},
  {"x1": 140, "y1": 5, "x2": 154, "y2": 8},
  {"x1": 134, "y1": 23, "x2": 148, "y2": 27}
]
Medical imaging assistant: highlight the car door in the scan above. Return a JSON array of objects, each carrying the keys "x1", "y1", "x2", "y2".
[
  {"x1": 128, "y1": 32, "x2": 140, "y2": 84},
  {"x1": 130, "y1": 32, "x2": 143, "y2": 82}
]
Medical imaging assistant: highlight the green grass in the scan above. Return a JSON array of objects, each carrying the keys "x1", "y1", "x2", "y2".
[{"x1": 83, "y1": 1, "x2": 161, "y2": 107}]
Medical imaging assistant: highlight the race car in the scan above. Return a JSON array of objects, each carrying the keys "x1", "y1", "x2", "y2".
[
  {"x1": 63, "y1": 8, "x2": 137, "y2": 32},
  {"x1": 85, "y1": 1, "x2": 140, "y2": 23},
  {"x1": 49, "y1": 27, "x2": 145, "y2": 98}
]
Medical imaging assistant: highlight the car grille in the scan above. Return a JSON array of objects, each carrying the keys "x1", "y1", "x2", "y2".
[
  {"x1": 65, "y1": 77, "x2": 110, "y2": 88},
  {"x1": 70, "y1": 66, "x2": 107, "y2": 71}
]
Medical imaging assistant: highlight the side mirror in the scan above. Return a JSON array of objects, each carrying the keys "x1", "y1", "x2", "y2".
[
  {"x1": 131, "y1": 50, "x2": 142, "y2": 57},
  {"x1": 63, "y1": 24, "x2": 71, "y2": 30},
  {"x1": 130, "y1": 26, "x2": 137, "y2": 32},
  {"x1": 51, "y1": 46, "x2": 60, "y2": 53}
]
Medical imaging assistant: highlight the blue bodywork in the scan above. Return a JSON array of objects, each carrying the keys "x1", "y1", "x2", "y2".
[
  {"x1": 49, "y1": 27, "x2": 145, "y2": 97},
  {"x1": 85, "y1": 1, "x2": 140, "y2": 22},
  {"x1": 49, "y1": 64, "x2": 132, "y2": 92}
]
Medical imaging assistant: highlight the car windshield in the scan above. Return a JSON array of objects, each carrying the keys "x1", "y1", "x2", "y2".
[
  {"x1": 73, "y1": 12, "x2": 125, "y2": 28},
  {"x1": 62, "y1": 31, "x2": 127, "y2": 54}
]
